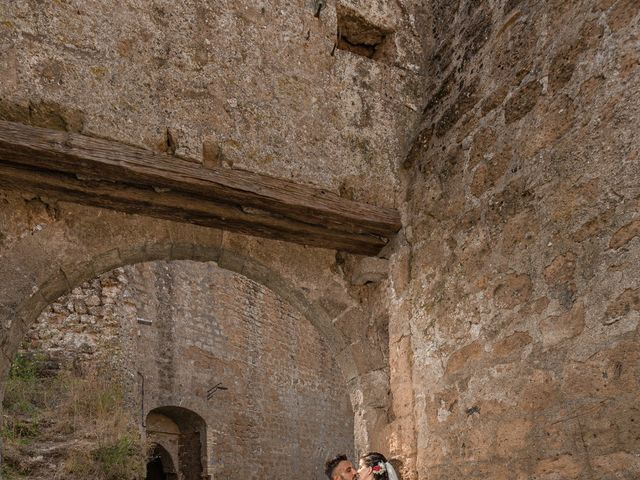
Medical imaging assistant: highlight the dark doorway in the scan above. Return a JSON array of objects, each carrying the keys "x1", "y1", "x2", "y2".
[
  {"x1": 146, "y1": 456, "x2": 166, "y2": 480},
  {"x1": 146, "y1": 444, "x2": 176, "y2": 480},
  {"x1": 146, "y1": 406, "x2": 206, "y2": 479}
]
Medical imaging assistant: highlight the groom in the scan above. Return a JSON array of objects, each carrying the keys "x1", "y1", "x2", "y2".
[{"x1": 324, "y1": 454, "x2": 358, "y2": 480}]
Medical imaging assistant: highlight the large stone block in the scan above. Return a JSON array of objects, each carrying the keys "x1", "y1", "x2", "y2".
[
  {"x1": 493, "y1": 273, "x2": 533, "y2": 309},
  {"x1": 538, "y1": 302, "x2": 585, "y2": 347},
  {"x1": 350, "y1": 257, "x2": 389, "y2": 285}
]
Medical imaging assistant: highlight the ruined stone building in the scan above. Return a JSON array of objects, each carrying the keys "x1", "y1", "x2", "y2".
[{"x1": 0, "y1": 0, "x2": 639, "y2": 479}]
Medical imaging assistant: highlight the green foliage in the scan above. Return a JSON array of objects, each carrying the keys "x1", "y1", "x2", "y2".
[
  {"x1": 2, "y1": 418, "x2": 39, "y2": 440},
  {"x1": 94, "y1": 435, "x2": 146, "y2": 480},
  {"x1": 2, "y1": 353, "x2": 147, "y2": 479},
  {"x1": 2, "y1": 353, "x2": 47, "y2": 446},
  {"x1": 63, "y1": 435, "x2": 146, "y2": 480},
  {"x1": 1, "y1": 463, "x2": 27, "y2": 480},
  {"x1": 8, "y1": 353, "x2": 41, "y2": 381},
  {"x1": 4, "y1": 353, "x2": 43, "y2": 413}
]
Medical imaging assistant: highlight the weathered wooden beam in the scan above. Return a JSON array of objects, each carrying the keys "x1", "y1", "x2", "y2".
[
  {"x1": 0, "y1": 164, "x2": 387, "y2": 254},
  {"x1": 0, "y1": 120, "x2": 401, "y2": 255}
]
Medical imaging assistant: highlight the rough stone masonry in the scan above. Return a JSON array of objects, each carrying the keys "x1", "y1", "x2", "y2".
[
  {"x1": 0, "y1": 0, "x2": 639, "y2": 479},
  {"x1": 26, "y1": 262, "x2": 353, "y2": 478}
]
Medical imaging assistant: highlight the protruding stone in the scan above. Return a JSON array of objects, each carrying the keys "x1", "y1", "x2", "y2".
[
  {"x1": 491, "y1": 331, "x2": 532, "y2": 360},
  {"x1": 539, "y1": 302, "x2": 585, "y2": 346},
  {"x1": 351, "y1": 257, "x2": 389, "y2": 285},
  {"x1": 202, "y1": 137, "x2": 223, "y2": 169},
  {"x1": 535, "y1": 455, "x2": 582, "y2": 479},
  {"x1": 609, "y1": 219, "x2": 640, "y2": 249},
  {"x1": 604, "y1": 288, "x2": 640, "y2": 325},
  {"x1": 493, "y1": 273, "x2": 533, "y2": 308},
  {"x1": 504, "y1": 80, "x2": 542, "y2": 124},
  {"x1": 495, "y1": 418, "x2": 532, "y2": 457},
  {"x1": 445, "y1": 340, "x2": 484, "y2": 375},
  {"x1": 544, "y1": 252, "x2": 577, "y2": 285}
]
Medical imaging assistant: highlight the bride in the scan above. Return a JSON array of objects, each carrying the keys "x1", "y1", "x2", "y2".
[{"x1": 357, "y1": 452, "x2": 399, "y2": 480}]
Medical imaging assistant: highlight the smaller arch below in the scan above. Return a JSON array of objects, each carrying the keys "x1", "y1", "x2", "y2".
[
  {"x1": 146, "y1": 406, "x2": 207, "y2": 480},
  {"x1": 146, "y1": 443, "x2": 177, "y2": 480}
]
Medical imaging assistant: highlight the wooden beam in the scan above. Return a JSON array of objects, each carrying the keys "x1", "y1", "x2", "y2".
[{"x1": 0, "y1": 120, "x2": 401, "y2": 255}]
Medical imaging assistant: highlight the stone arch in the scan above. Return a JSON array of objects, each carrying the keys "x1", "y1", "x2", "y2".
[
  {"x1": 0, "y1": 206, "x2": 359, "y2": 409},
  {"x1": 146, "y1": 443, "x2": 177, "y2": 480},
  {"x1": 0, "y1": 205, "x2": 376, "y2": 470},
  {"x1": 146, "y1": 406, "x2": 207, "y2": 480}
]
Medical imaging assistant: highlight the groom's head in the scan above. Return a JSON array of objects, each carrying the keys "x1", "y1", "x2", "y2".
[{"x1": 325, "y1": 454, "x2": 357, "y2": 480}]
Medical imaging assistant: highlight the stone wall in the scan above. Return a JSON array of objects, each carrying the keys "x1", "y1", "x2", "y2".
[
  {"x1": 22, "y1": 260, "x2": 354, "y2": 479},
  {"x1": 24, "y1": 268, "x2": 127, "y2": 376},
  {"x1": 0, "y1": 2, "x2": 429, "y2": 457},
  {"x1": 124, "y1": 261, "x2": 354, "y2": 479},
  {"x1": 0, "y1": 0, "x2": 427, "y2": 207},
  {"x1": 2, "y1": 0, "x2": 640, "y2": 478},
  {"x1": 0, "y1": 1, "x2": 431, "y2": 468},
  {"x1": 0, "y1": 191, "x2": 394, "y2": 470},
  {"x1": 386, "y1": 0, "x2": 640, "y2": 478}
]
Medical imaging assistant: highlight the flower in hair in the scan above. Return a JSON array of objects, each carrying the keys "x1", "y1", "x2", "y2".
[{"x1": 372, "y1": 462, "x2": 386, "y2": 475}]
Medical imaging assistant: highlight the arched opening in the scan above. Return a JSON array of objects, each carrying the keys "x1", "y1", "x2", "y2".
[
  {"x1": 1, "y1": 254, "x2": 355, "y2": 478},
  {"x1": 146, "y1": 407, "x2": 205, "y2": 480},
  {"x1": 0, "y1": 206, "x2": 372, "y2": 477},
  {"x1": 146, "y1": 456, "x2": 165, "y2": 480},
  {"x1": 146, "y1": 443, "x2": 177, "y2": 480},
  {"x1": 0, "y1": 211, "x2": 358, "y2": 387}
]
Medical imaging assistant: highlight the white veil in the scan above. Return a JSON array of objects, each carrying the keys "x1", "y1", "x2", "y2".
[{"x1": 385, "y1": 462, "x2": 399, "y2": 480}]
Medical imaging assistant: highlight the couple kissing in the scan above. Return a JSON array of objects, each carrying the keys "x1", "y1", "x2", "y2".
[{"x1": 325, "y1": 452, "x2": 398, "y2": 480}]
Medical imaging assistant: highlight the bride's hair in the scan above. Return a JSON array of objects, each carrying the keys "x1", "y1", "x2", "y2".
[{"x1": 360, "y1": 452, "x2": 389, "y2": 480}]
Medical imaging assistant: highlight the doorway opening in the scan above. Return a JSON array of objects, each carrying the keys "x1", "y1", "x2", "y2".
[
  {"x1": 146, "y1": 443, "x2": 176, "y2": 480},
  {"x1": 146, "y1": 406, "x2": 206, "y2": 480}
]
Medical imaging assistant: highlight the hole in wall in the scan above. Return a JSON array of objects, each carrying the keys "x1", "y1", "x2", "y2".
[{"x1": 335, "y1": 5, "x2": 394, "y2": 61}]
